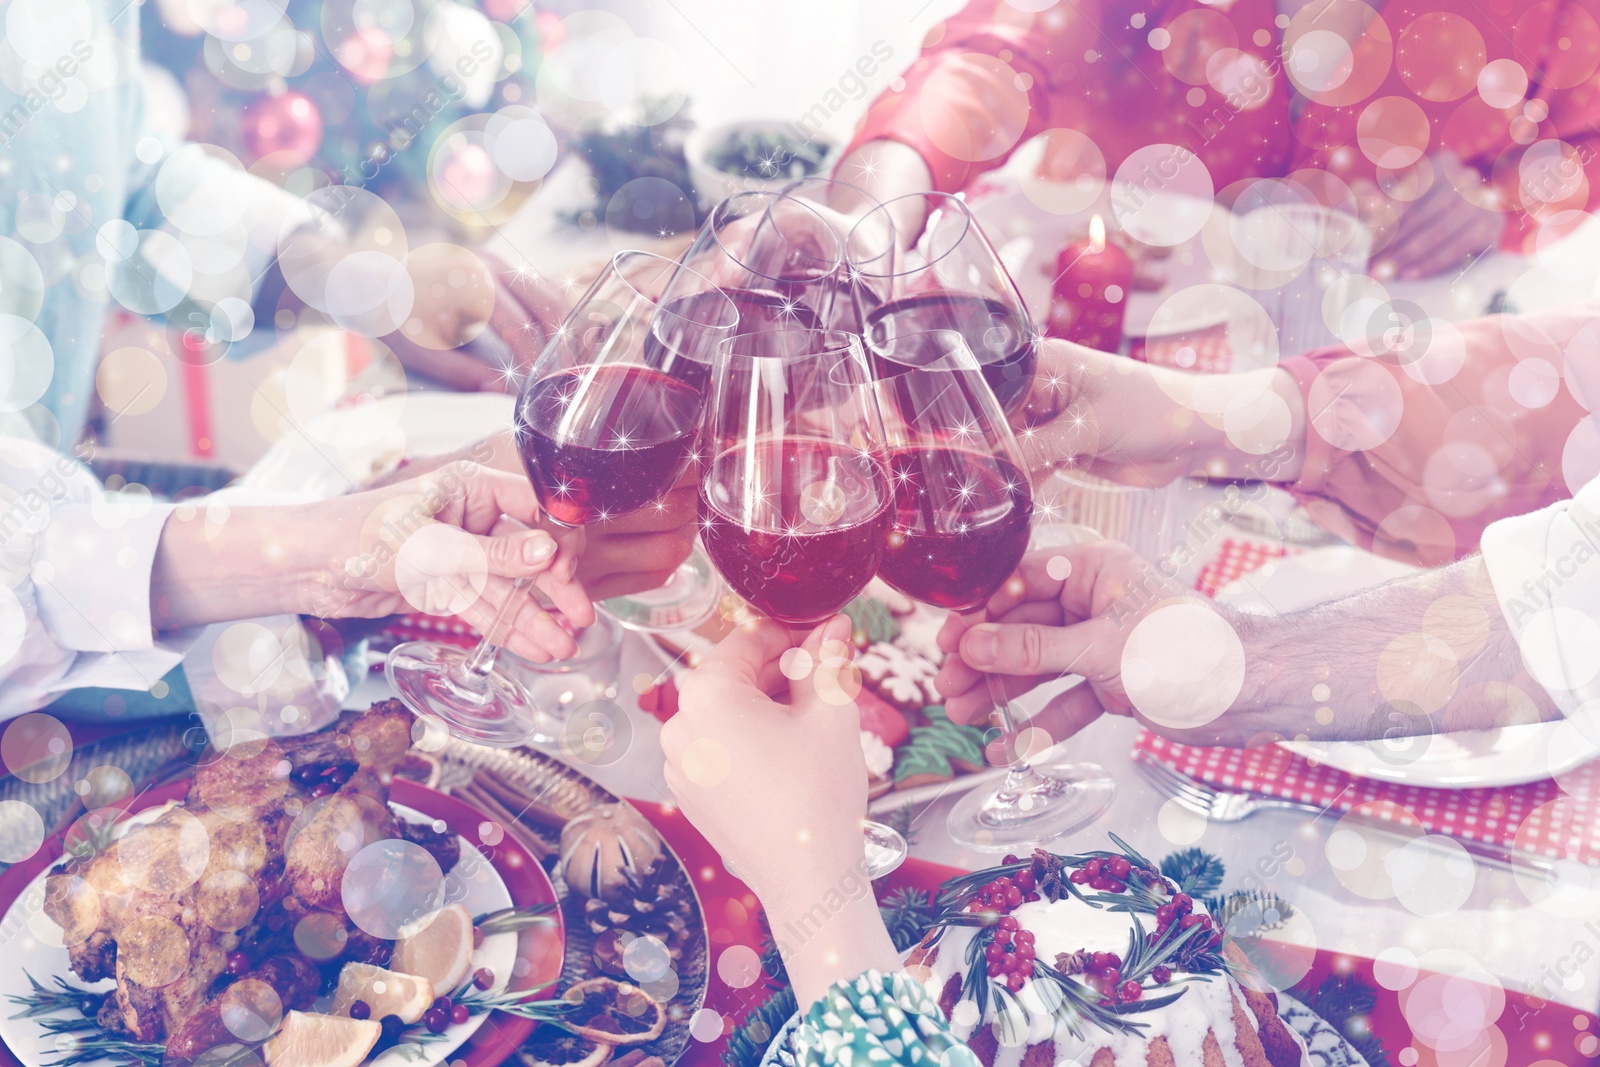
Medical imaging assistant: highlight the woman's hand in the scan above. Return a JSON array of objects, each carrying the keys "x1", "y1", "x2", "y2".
[
  {"x1": 366, "y1": 432, "x2": 698, "y2": 602},
  {"x1": 153, "y1": 460, "x2": 594, "y2": 665},
  {"x1": 1018, "y1": 340, "x2": 1307, "y2": 489},
  {"x1": 661, "y1": 617, "x2": 900, "y2": 1007}
]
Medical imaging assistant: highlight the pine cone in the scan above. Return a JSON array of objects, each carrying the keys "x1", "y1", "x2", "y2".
[{"x1": 585, "y1": 860, "x2": 694, "y2": 977}]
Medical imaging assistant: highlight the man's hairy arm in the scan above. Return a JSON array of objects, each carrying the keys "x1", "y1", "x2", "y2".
[{"x1": 1230, "y1": 555, "x2": 1560, "y2": 743}]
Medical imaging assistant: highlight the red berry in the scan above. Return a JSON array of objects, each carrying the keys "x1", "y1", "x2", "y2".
[
  {"x1": 994, "y1": 877, "x2": 1013, "y2": 893},
  {"x1": 997, "y1": 916, "x2": 1019, "y2": 932},
  {"x1": 1023, "y1": 892, "x2": 1040, "y2": 902},
  {"x1": 1173, "y1": 894, "x2": 1193, "y2": 915},
  {"x1": 987, "y1": 959, "x2": 1005, "y2": 977},
  {"x1": 472, "y1": 927, "x2": 484, "y2": 948},
  {"x1": 1108, "y1": 857, "x2": 1131, "y2": 879},
  {"x1": 1152, "y1": 966, "x2": 1173, "y2": 984},
  {"x1": 1015, "y1": 931, "x2": 1035, "y2": 947},
  {"x1": 1155, "y1": 904, "x2": 1177, "y2": 926},
  {"x1": 1209, "y1": 931, "x2": 1224, "y2": 950},
  {"x1": 1013, "y1": 870, "x2": 1036, "y2": 892},
  {"x1": 225, "y1": 952, "x2": 249, "y2": 977},
  {"x1": 308, "y1": 782, "x2": 333, "y2": 799},
  {"x1": 1003, "y1": 854, "x2": 1020, "y2": 865},
  {"x1": 994, "y1": 930, "x2": 1013, "y2": 947},
  {"x1": 431, "y1": 997, "x2": 452, "y2": 1015},
  {"x1": 1099, "y1": 966, "x2": 1121, "y2": 986},
  {"x1": 473, "y1": 968, "x2": 494, "y2": 991},
  {"x1": 1120, "y1": 980, "x2": 1142, "y2": 1002},
  {"x1": 1181, "y1": 914, "x2": 1204, "y2": 930},
  {"x1": 985, "y1": 943, "x2": 1005, "y2": 962},
  {"x1": 1005, "y1": 887, "x2": 1023, "y2": 907},
  {"x1": 1105, "y1": 879, "x2": 1126, "y2": 894},
  {"x1": 1016, "y1": 945, "x2": 1035, "y2": 963},
  {"x1": 424, "y1": 1009, "x2": 449, "y2": 1034},
  {"x1": 1084, "y1": 859, "x2": 1102, "y2": 876},
  {"x1": 349, "y1": 1000, "x2": 371, "y2": 1021},
  {"x1": 1069, "y1": 870, "x2": 1090, "y2": 885},
  {"x1": 1006, "y1": 972, "x2": 1026, "y2": 992},
  {"x1": 450, "y1": 1003, "x2": 469, "y2": 1025}
]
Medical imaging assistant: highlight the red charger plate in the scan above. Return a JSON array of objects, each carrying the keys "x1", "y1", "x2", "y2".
[{"x1": 0, "y1": 777, "x2": 564, "y2": 1067}]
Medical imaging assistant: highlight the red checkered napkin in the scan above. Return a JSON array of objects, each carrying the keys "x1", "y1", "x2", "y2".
[
  {"x1": 380, "y1": 614, "x2": 480, "y2": 652},
  {"x1": 1194, "y1": 537, "x2": 1288, "y2": 597},
  {"x1": 1132, "y1": 732, "x2": 1600, "y2": 863}
]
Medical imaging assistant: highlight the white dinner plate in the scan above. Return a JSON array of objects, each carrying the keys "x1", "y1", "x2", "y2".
[
  {"x1": 1214, "y1": 545, "x2": 1600, "y2": 787},
  {"x1": 0, "y1": 802, "x2": 516, "y2": 1067}
]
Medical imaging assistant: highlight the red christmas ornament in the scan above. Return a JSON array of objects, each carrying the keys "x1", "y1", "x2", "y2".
[{"x1": 244, "y1": 90, "x2": 323, "y2": 166}]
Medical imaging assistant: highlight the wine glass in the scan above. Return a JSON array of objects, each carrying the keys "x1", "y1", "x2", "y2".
[
  {"x1": 872, "y1": 330, "x2": 1116, "y2": 849},
  {"x1": 669, "y1": 191, "x2": 852, "y2": 334},
  {"x1": 697, "y1": 326, "x2": 908, "y2": 877},
  {"x1": 846, "y1": 192, "x2": 1040, "y2": 417},
  {"x1": 386, "y1": 252, "x2": 738, "y2": 747}
]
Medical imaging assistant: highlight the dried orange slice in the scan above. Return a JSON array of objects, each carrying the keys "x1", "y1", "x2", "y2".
[{"x1": 561, "y1": 978, "x2": 665, "y2": 1046}]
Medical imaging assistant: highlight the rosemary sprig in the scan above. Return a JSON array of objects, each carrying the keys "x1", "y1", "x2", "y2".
[
  {"x1": 8, "y1": 973, "x2": 104, "y2": 1020},
  {"x1": 473, "y1": 903, "x2": 558, "y2": 939},
  {"x1": 452, "y1": 983, "x2": 577, "y2": 1025}
]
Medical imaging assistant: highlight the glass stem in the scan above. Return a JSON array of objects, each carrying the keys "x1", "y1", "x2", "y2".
[
  {"x1": 451, "y1": 575, "x2": 532, "y2": 685},
  {"x1": 988, "y1": 674, "x2": 1036, "y2": 777}
]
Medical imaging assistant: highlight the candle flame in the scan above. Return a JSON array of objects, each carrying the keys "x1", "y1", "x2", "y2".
[{"x1": 1089, "y1": 214, "x2": 1106, "y2": 255}]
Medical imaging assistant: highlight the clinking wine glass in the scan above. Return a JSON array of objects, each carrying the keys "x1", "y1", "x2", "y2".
[
  {"x1": 696, "y1": 327, "x2": 908, "y2": 877},
  {"x1": 872, "y1": 330, "x2": 1115, "y2": 849},
  {"x1": 846, "y1": 192, "x2": 1039, "y2": 418},
  {"x1": 386, "y1": 252, "x2": 739, "y2": 746},
  {"x1": 668, "y1": 191, "x2": 852, "y2": 334}
]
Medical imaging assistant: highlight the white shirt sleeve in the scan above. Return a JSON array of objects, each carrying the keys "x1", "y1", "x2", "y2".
[
  {"x1": 0, "y1": 435, "x2": 188, "y2": 720},
  {"x1": 1481, "y1": 473, "x2": 1600, "y2": 716}
]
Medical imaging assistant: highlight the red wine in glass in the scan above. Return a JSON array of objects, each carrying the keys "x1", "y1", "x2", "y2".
[
  {"x1": 519, "y1": 364, "x2": 702, "y2": 526},
  {"x1": 879, "y1": 449, "x2": 1033, "y2": 612},
  {"x1": 699, "y1": 438, "x2": 892, "y2": 625},
  {"x1": 865, "y1": 292, "x2": 1036, "y2": 415}
]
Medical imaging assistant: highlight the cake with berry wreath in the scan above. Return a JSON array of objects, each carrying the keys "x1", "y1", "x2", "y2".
[{"x1": 906, "y1": 838, "x2": 1309, "y2": 1067}]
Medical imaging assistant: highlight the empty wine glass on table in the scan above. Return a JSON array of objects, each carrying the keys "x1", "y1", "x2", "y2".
[
  {"x1": 872, "y1": 330, "x2": 1116, "y2": 850},
  {"x1": 386, "y1": 251, "x2": 739, "y2": 747},
  {"x1": 846, "y1": 192, "x2": 1040, "y2": 418},
  {"x1": 696, "y1": 326, "x2": 908, "y2": 877}
]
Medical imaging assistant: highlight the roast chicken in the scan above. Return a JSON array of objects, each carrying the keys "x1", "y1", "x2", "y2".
[{"x1": 40, "y1": 701, "x2": 458, "y2": 1059}]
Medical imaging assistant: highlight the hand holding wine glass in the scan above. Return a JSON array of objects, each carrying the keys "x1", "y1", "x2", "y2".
[{"x1": 385, "y1": 252, "x2": 737, "y2": 747}]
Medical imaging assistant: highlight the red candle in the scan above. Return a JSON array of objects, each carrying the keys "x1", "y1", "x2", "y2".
[{"x1": 1046, "y1": 215, "x2": 1134, "y2": 352}]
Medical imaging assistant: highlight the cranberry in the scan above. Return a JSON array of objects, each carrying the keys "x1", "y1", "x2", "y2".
[
  {"x1": 308, "y1": 782, "x2": 333, "y2": 800},
  {"x1": 450, "y1": 1003, "x2": 470, "y2": 1025},
  {"x1": 225, "y1": 952, "x2": 249, "y2": 977},
  {"x1": 1108, "y1": 857, "x2": 1131, "y2": 879},
  {"x1": 349, "y1": 1001, "x2": 371, "y2": 1021},
  {"x1": 473, "y1": 927, "x2": 485, "y2": 948},
  {"x1": 1005, "y1": 887, "x2": 1023, "y2": 907},
  {"x1": 1120, "y1": 980, "x2": 1142, "y2": 1002},
  {"x1": 1023, "y1": 892, "x2": 1040, "y2": 903},
  {"x1": 431, "y1": 997, "x2": 452, "y2": 1015},
  {"x1": 1005, "y1": 973, "x2": 1026, "y2": 993},
  {"x1": 1155, "y1": 904, "x2": 1177, "y2": 927},
  {"x1": 379, "y1": 1015, "x2": 405, "y2": 1041},
  {"x1": 424, "y1": 1009, "x2": 449, "y2": 1034},
  {"x1": 994, "y1": 928, "x2": 1013, "y2": 946},
  {"x1": 986, "y1": 959, "x2": 1005, "y2": 978},
  {"x1": 997, "y1": 916, "x2": 1019, "y2": 933},
  {"x1": 1173, "y1": 893, "x2": 1193, "y2": 915},
  {"x1": 1068, "y1": 870, "x2": 1090, "y2": 885},
  {"x1": 1014, "y1": 931, "x2": 1035, "y2": 947},
  {"x1": 1208, "y1": 931, "x2": 1224, "y2": 951},
  {"x1": 473, "y1": 968, "x2": 494, "y2": 991},
  {"x1": 1084, "y1": 858, "x2": 1102, "y2": 877},
  {"x1": 1104, "y1": 879, "x2": 1126, "y2": 894},
  {"x1": 1180, "y1": 914, "x2": 1204, "y2": 930},
  {"x1": 985, "y1": 942, "x2": 1005, "y2": 963},
  {"x1": 1013, "y1": 870, "x2": 1036, "y2": 892},
  {"x1": 1002, "y1": 853, "x2": 1020, "y2": 865},
  {"x1": 1016, "y1": 945, "x2": 1035, "y2": 963},
  {"x1": 1098, "y1": 966, "x2": 1121, "y2": 986},
  {"x1": 1152, "y1": 965, "x2": 1173, "y2": 984}
]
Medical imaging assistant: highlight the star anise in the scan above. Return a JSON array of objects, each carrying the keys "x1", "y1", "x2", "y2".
[
  {"x1": 1032, "y1": 849, "x2": 1074, "y2": 902},
  {"x1": 1054, "y1": 950, "x2": 1093, "y2": 975}
]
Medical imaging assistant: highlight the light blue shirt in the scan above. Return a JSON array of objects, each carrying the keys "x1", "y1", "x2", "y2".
[{"x1": 1, "y1": 0, "x2": 296, "y2": 446}]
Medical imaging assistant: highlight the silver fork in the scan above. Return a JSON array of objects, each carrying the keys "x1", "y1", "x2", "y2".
[{"x1": 1136, "y1": 758, "x2": 1557, "y2": 877}]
